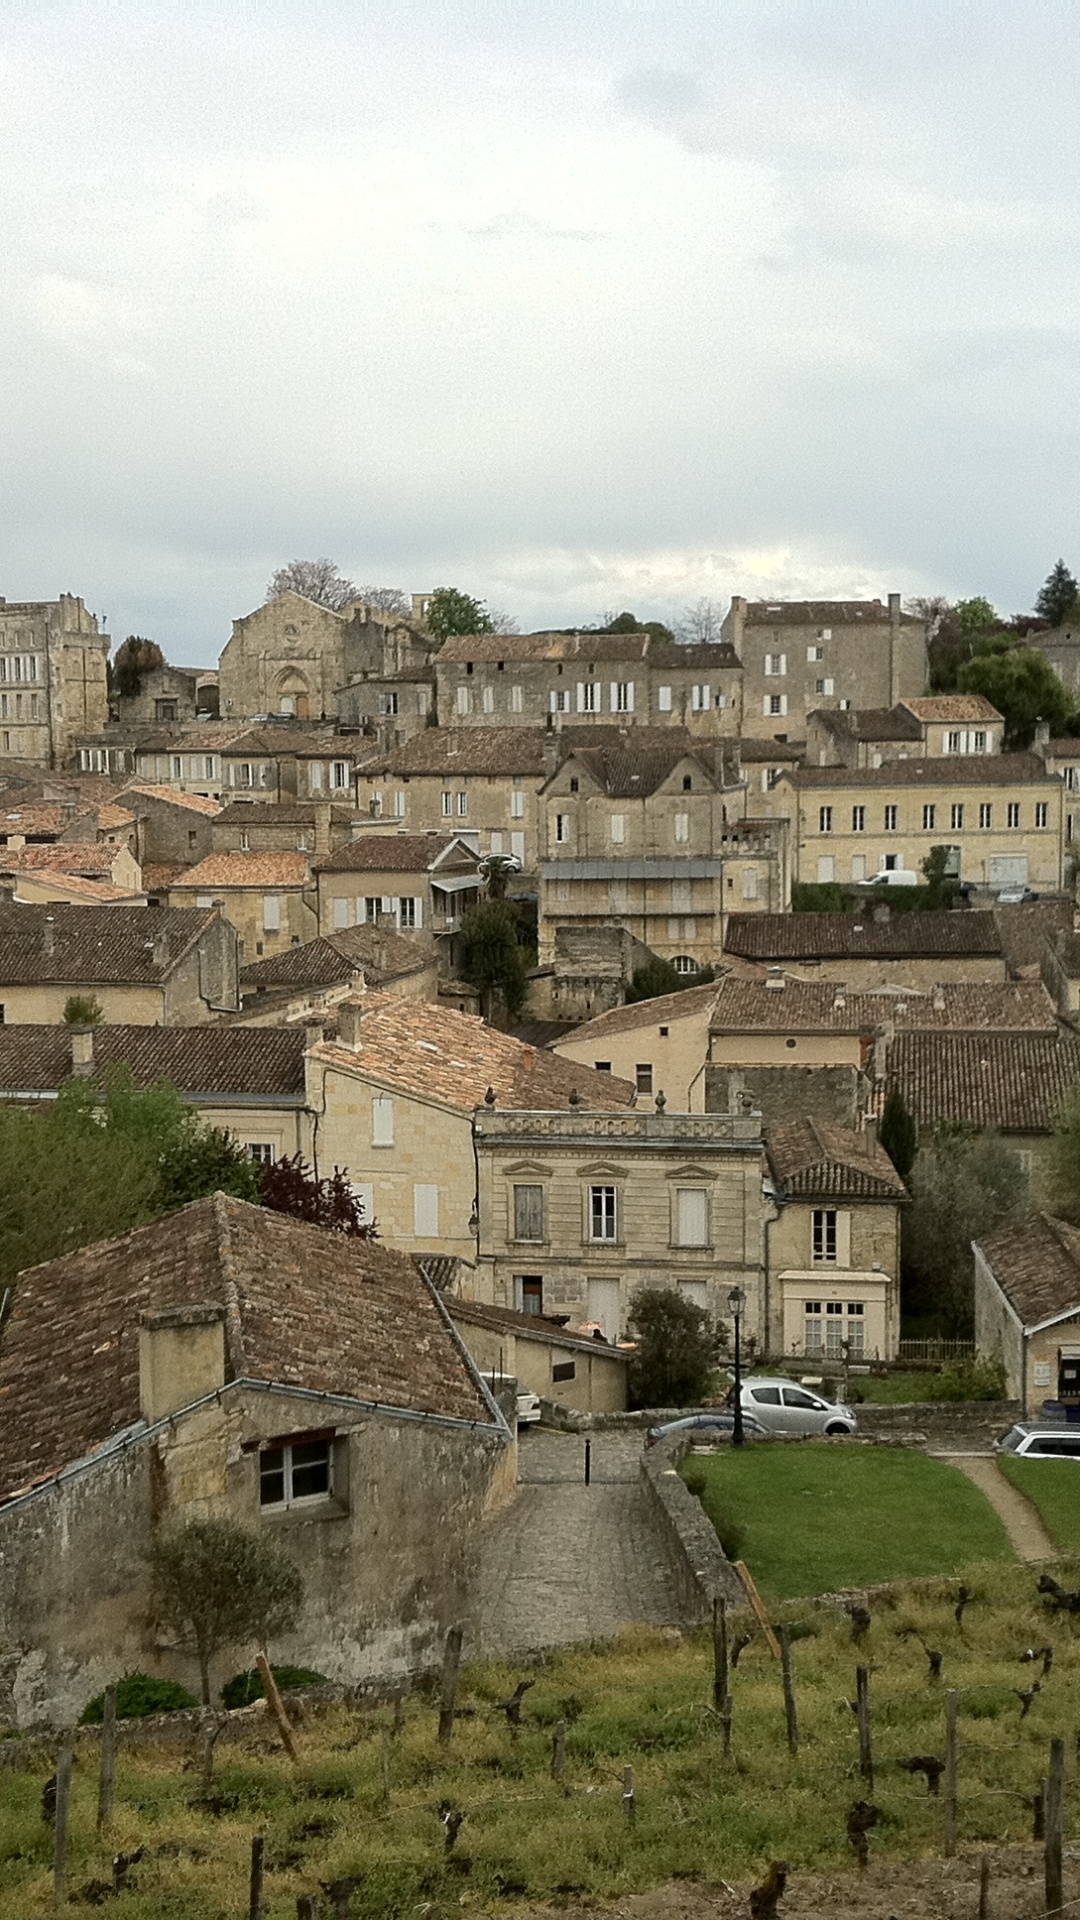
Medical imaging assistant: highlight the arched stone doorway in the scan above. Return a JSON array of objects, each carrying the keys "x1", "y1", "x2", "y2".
[{"x1": 275, "y1": 671, "x2": 311, "y2": 719}]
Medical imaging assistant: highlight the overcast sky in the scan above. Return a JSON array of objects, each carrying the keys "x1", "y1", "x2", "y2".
[{"x1": 3, "y1": 0, "x2": 1078, "y2": 665}]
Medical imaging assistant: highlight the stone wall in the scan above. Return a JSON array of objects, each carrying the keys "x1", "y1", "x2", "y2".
[
  {"x1": 851, "y1": 1400, "x2": 1019, "y2": 1445},
  {"x1": 638, "y1": 1440, "x2": 746, "y2": 1617},
  {"x1": 706, "y1": 1061, "x2": 865, "y2": 1127}
]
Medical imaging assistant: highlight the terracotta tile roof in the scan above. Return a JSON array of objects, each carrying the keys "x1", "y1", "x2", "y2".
[
  {"x1": 992, "y1": 903, "x2": 1074, "y2": 976},
  {"x1": 786, "y1": 752, "x2": 1051, "y2": 789},
  {"x1": 766, "y1": 1118, "x2": 908, "y2": 1201},
  {"x1": 96, "y1": 803, "x2": 137, "y2": 831},
  {"x1": 734, "y1": 738, "x2": 806, "y2": 763},
  {"x1": 173, "y1": 851, "x2": 311, "y2": 889},
  {"x1": 13, "y1": 873, "x2": 141, "y2": 904},
  {"x1": 142, "y1": 863, "x2": 187, "y2": 893},
  {"x1": 0, "y1": 842, "x2": 118, "y2": 876},
  {"x1": 1047, "y1": 739, "x2": 1080, "y2": 757},
  {"x1": 0, "y1": 805, "x2": 68, "y2": 838},
  {"x1": 437, "y1": 630, "x2": 651, "y2": 664},
  {"x1": 887, "y1": 1030, "x2": 1080, "y2": 1134},
  {"x1": 0, "y1": 904, "x2": 220, "y2": 984},
  {"x1": 313, "y1": 993, "x2": 635, "y2": 1112},
  {"x1": 449, "y1": 1297, "x2": 632, "y2": 1357},
  {"x1": 743, "y1": 599, "x2": 922, "y2": 626},
  {"x1": 709, "y1": 977, "x2": 1055, "y2": 1034},
  {"x1": 365, "y1": 729, "x2": 550, "y2": 777},
  {"x1": 558, "y1": 981, "x2": 719, "y2": 1044},
  {"x1": 724, "y1": 911, "x2": 1003, "y2": 962},
  {"x1": 0, "y1": 1023, "x2": 306, "y2": 1098},
  {"x1": 121, "y1": 783, "x2": 222, "y2": 816},
  {"x1": 810, "y1": 707, "x2": 923, "y2": 742},
  {"x1": 312, "y1": 833, "x2": 474, "y2": 874},
  {"x1": 214, "y1": 802, "x2": 353, "y2": 829},
  {"x1": 0, "y1": 1195, "x2": 493, "y2": 1499},
  {"x1": 975, "y1": 1213, "x2": 1080, "y2": 1328},
  {"x1": 241, "y1": 926, "x2": 428, "y2": 990},
  {"x1": 899, "y1": 695, "x2": 1004, "y2": 724}
]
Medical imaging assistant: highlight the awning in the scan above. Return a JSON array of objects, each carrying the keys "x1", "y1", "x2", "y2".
[{"x1": 431, "y1": 874, "x2": 481, "y2": 894}]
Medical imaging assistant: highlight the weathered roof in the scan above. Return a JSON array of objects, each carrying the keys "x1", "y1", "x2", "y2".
[
  {"x1": 809, "y1": 706, "x2": 923, "y2": 743},
  {"x1": 0, "y1": 842, "x2": 119, "y2": 876},
  {"x1": 173, "y1": 852, "x2": 311, "y2": 889},
  {"x1": 364, "y1": 730, "x2": 551, "y2": 777},
  {"x1": 11, "y1": 872, "x2": 141, "y2": 904},
  {"x1": 992, "y1": 903, "x2": 1074, "y2": 978},
  {"x1": 0, "y1": 1194, "x2": 494, "y2": 1499},
  {"x1": 312, "y1": 833, "x2": 476, "y2": 874},
  {"x1": 0, "y1": 904, "x2": 220, "y2": 984},
  {"x1": 437, "y1": 630, "x2": 651, "y2": 664},
  {"x1": 121, "y1": 784, "x2": 222, "y2": 817},
  {"x1": 638, "y1": 640, "x2": 741, "y2": 670},
  {"x1": 976, "y1": 1213, "x2": 1080, "y2": 1329},
  {"x1": 767, "y1": 1117, "x2": 908, "y2": 1201},
  {"x1": 724, "y1": 911, "x2": 1003, "y2": 962},
  {"x1": 784, "y1": 752, "x2": 1051, "y2": 789},
  {"x1": 241, "y1": 925, "x2": 428, "y2": 990},
  {"x1": 709, "y1": 977, "x2": 1054, "y2": 1035},
  {"x1": 214, "y1": 801, "x2": 354, "y2": 829},
  {"x1": 888, "y1": 1030, "x2": 1080, "y2": 1134},
  {"x1": 449, "y1": 1297, "x2": 632, "y2": 1357},
  {"x1": 742, "y1": 599, "x2": 922, "y2": 626},
  {"x1": 735, "y1": 738, "x2": 806, "y2": 763},
  {"x1": 313, "y1": 993, "x2": 635, "y2": 1112},
  {"x1": 554, "y1": 741, "x2": 729, "y2": 799},
  {"x1": 557, "y1": 981, "x2": 719, "y2": 1044},
  {"x1": 1047, "y1": 738, "x2": 1080, "y2": 758},
  {"x1": 899, "y1": 695, "x2": 1004, "y2": 724},
  {"x1": 0, "y1": 1023, "x2": 306, "y2": 1098}
]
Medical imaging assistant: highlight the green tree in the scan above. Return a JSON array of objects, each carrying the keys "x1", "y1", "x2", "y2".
[
  {"x1": 624, "y1": 958, "x2": 714, "y2": 1002},
  {"x1": 1041, "y1": 1084, "x2": 1080, "y2": 1225},
  {"x1": 426, "y1": 588, "x2": 494, "y2": 644},
  {"x1": 110, "y1": 635, "x2": 165, "y2": 700},
  {"x1": 957, "y1": 642, "x2": 1077, "y2": 749},
  {"x1": 149, "y1": 1516, "x2": 303, "y2": 1705},
  {"x1": 1036, "y1": 560, "x2": 1079, "y2": 629},
  {"x1": 458, "y1": 900, "x2": 530, "y2": 1021},
  {"x1": 62, "y1": 993, "x2": 104, "y2": 1026},
  {"x1": 598, "y1": 609, "x2": 675, "y2": 642},
  {"x1": 921, "y1": 845, "x2": 959, "y2": 910},
  {"x1": 903, "y1": 1127, "x2": 1030, "y2": 1334},
  {"x1": 626, "y1": 1286, "x2": 719, "y2": 1409},
  {"x1": 955, "y1": 596, "x2": 997, "y2": 636},
  {"x1": 879, "y1": 1086, "x2": 917, "y2": 1182}
]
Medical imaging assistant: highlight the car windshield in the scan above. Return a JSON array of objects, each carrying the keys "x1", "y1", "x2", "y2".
[{"x1": 998, "y1": 1426, "x2": 1024, "y2": 1451}]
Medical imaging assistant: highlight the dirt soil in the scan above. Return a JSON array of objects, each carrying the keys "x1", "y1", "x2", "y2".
[
  {"x1": 945, "y1": 1456, "x2": 1057, "y2": 1562},
  {"x1": 509, "y1": 1849, "x2": 1075, "y2": 1919}
]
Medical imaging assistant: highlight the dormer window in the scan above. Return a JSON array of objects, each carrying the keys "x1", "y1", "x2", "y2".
[{"x1": 682, "y1": 775, "x2": 692, "y2": 791}]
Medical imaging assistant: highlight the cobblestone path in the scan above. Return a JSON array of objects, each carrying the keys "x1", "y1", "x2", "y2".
[{"x1": 466, "y1": 1429, "x2": 686, "y2": 1658}]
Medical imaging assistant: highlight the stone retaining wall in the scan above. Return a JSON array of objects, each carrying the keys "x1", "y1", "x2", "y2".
[
  {"x1": 638, "y1": 1440, "x2": 746, "y2": 1620},
  {"x1": 853, "y1": 1401, "x2": 1019, "y2": 1447}
]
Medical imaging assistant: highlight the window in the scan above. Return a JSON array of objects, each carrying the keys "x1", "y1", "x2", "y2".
[
  {"x1": 332, "y1": 762, "x2": 349, "y2": 790},
  {"x1": 807, "y1": 645, "x2": 824, "y2": 662},
  {"x1": 612, "y1": 681, "x2": 635, "y2": 713},
  {"x1": 815, "y1": 677, "x2": 835, "y2": 696},
  {"x1": 1007, "y1": 802, "x2": 1021, "y2": 828},
  {"x1": 333, "y1": 896, "x2": 350, "y2": 929},
  {"x1": 398, "y1": 896, "x2": 420, "y2": 928},
  {"x1": 594, "y1": 1060, "x2": 611, "y2": 1073},
  {"x1": 674, "y1": 812, "x2": 689, "y2": 842},
  {"x1": 923, "y1": 804, "x2": 936, "y2": 831},
  {"x1": 590, "y1": 1185, "x2": 618, "y2": 1241},
  {"x1": 691, "y1": 684, "x2": 710, "y2": 711},
  {"x1": 514, "y1": 1184, "x2": 545, "y2": 1241},
  {"x1": 635, "y1": 1063, "x2": 653, "y2": 1094},
  {"x1": 456, "y1": 791, "x2": 468, "y2": 816},
  {"x1": 577, "y1": 681, "x2": 599, "y2": 713},
  {"x1": 812, "y1": 1208, "x2": 838, "y2": 1264},
  {"x1": 980, "y1": 802, "x2": 993, "y2": 828},
  {"x1": 259, "y1": 1437, "x2": 332, "y2": 1510},
  {"x1": 248, "y1": 1142, "x2": 274, "y2": 1166},
  {"x1": 510, "y1": 831, "x2": 525, "y2": 860},
  {"x1": 817, "y1": 855, "x2": 835, "y2": 882},
  {"x1": 951, "y1": 803, "x2": 965, "y2": 830},
  {"x1": 171, "y1": 755, "x2": 182, "y2": 780},
  {"x1": 973, "y1": 731, "x2": 987, "y2": 753},
  {"x1": 510, "y1": 683, "x2": 523, "y2": 712},
  {"x1": 372, "y1": 1096, "x2": 394, "y2": 1146},
  {"x1": 804, "y1": 1301, "x2": 823, "y2": 1353},
  {"x1": 672, "y1": 955, "x2": 697, "y2": 974},
  {"x1": 518, "y1": 1276, "x2": 544, "y2": 1314},
  {"x1": 552, "y1": 1358, "x2": 575, "y2": 1382},
  {"x1": 818, "y1": 806, "x2": 833, "y2": 833},
  {"x1": 263, "y1": 895, "x2": 281, "y2": 932},
  {"x1": 609, "y1": 877, "x2": 629, "y2": 912},
  {"x1": 657, "y1": 685, "x2": 673, "y2": 712},
  {"x1": 610, "y1": 812, "x2": 625, "y2": 844},
  {"x1": 555, "y1": 814, "x2": 570, "y2": 843},
  {"x1": 947, "y1": 730, "x2": 961, "y2": 753},
  {"x1": 765, "y1": 694, "x2": 788, "y2": 716},
  {"x1": 378, "y1": 691, "x2": 399, "y2": 715},
  {"x1": 413, "y1": 1183, "x2": 439, "y2": 1236},
  {"x1": 765, "y1": 653, "x2": 786, "y2": 676},
  {"x1": 370, "y1": 791, "x2": 384, "y2": 819},
  {"x1": 549, "y1": 688, "x2": 571, "y2": 713},
  {"x1": 743, "y1": 866, "x2": 759, "y2": 899},
  {"x1": 482, "y1": 684, "x2": 495, "y2": 712},
  {"x1": 393, "y1": 790, "x2": 406, "y2": 818},
  {"x1": 671, "y1": 877, "x2": 691, "y2": 912},
  {"x1": 569, "y1": 776, "x2": 579, "y2": 792},
  {"x1": 364, "y1": 896, "x2": 381, "y2": 924},
  {"x1": 682, "y1": 774, "x2": 692, "y2": 791},
  {"x1": 884, "y1": 804, "x2": 898, "y2": 830},
  {"x1": 851, "y1": 805, "x2": 865, "y2": 832},
  {"x1": 1036, "y1": 801, "x2": 1049, "y2": 827},
  {"x1": 240, "y1": 830, "x2": 250, "y2": 851},
  {"x1": 511, "y1": 790, "x2": 525, "y2": 818},
  {"x1": 845, "y1": 1301, "x2": 865, "y2": 1355},
  {"x1": 675, "y1": 1187, "x2": 708, "y2": 1247},
  {"x1": 441, "y1": 790, "x2": 453, "y2": 816},
  {"x1": 309, "y1": 761, "x2": 324, "y2": 791},
  {"x1": 456, "y1": 686, "x2": 470, "y2": 715}
]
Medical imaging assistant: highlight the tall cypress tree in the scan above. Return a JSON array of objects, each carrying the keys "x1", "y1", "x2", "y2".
[
  {"x1": 879, "y1": 1086, "x2": 917, "y2": 1182},
  {"x1": 1035, "y1": 560, "x2": 1079, "y2": 628}
]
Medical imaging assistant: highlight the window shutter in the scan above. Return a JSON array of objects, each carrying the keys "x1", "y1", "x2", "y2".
[
  {"x1": 676, "y1": 1188, "x2": 708, "y2": 1247},
  {"x1": 413, "y1": 1183, "x2": 439, "y2": 1236},
  {"x1": 372, "y1": 1097, "x2": 394, "y2": 1146}
]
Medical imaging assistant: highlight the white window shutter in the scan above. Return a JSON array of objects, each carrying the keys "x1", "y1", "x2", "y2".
[
  {"x1": 610, "y1": 683, "x2": 619, "y2": 711},
  {"x1": 413, "y1": 1183, "x2": 439, "y2": 1236},
  {"x1": 372, "y1": 1097, "x2": 395, "y2": 1146},
  {"x1": 576, "y1": 682, "x2": 586, "y2": 712}
]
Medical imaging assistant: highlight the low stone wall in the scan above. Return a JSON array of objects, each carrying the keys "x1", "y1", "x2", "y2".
[
  {"x1": 853, "y1": 1401, "x2": 1019, "y2": 1448},
  {"x1": 638, "y1": 1440, "x2": 746, "y2": 1620}
]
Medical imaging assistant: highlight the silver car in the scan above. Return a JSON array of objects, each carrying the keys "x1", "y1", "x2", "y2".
[{"x1": 736, "y1": 1377, "x2": 858, "y2": 1436}]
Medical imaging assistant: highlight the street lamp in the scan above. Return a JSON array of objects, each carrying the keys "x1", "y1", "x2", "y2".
[{"x1": 728, "y1": 1285, "x2": 747, "y2": 1448}]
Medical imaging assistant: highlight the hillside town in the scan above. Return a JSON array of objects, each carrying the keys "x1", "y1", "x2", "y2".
[{"x1": 4, "y1": 572, "x2": 1080, "y2": 1914}]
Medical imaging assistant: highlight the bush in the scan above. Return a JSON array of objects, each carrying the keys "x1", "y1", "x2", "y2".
[
  {"x1": 221, "y1": 1664, "x2": 329, "y2": 1710},
  {"x1": 681, "y1": 1461, "x2": 745, "y2": 1560},
  {"x1": 79, "y1": 1672, "x2": 198, "y2": 1723},
  {"x1": 926, "y1": 1354, "x2": 1007, "y2": 1402}
]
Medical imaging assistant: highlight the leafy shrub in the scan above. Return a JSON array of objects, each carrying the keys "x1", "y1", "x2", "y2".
[
  {"x1": 221, "y1": 1664, "x2": 329, "y2": 1710},
  {"x1": 79, "y1": 1673, "x2": 197, "y2": 1724},
  {"x1": 927, "y1": 1355, "x2": 1007, "y2": 1402},
  {"x1": 680, "y1": 1463, "x2": 745, "y2": 1559}
]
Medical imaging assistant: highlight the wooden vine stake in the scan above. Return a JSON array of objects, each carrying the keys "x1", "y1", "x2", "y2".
[
  {"x1": 856, "y1": 1665, "x2": 873, "y2": 1790},
  {"x1": 257, "y1": 1652, "x2": 299, "y2": 1763},
  {"x1": 97, "y1": 1683, "x2": 116, "y2": 1833},
  {"x1": 734, "y1": 1561, "x2": 781, "y2": 1658},
  {"x1": 943, "y1": 1688, "x2": 958, "y2": 1858},
  {"x1": 551, "y1": 1718, "x2": 567, "y2": 1783},
  {"x1": 712, "y1": 1596, "x2": 729, "y2": 1710},
  {"x1": 622, "y1": 1764, "x2": 635, "y2": 1825},
  {"x1": 438, "y1": 1625, "x2": 464, "y2": 1746},
  {"x1": 1044, "y1": 1735, "x2": 1065, "y2": 1918},
  {"x1": 249, "y1": 1834, "x2": 266, "y2": 1920},
  {"x1": 779, "y1": 1626, "x2": 799, "y2": 1756},
  {"x1": 977, "y1": 1855, "x2": 991, "y2": 1920},
  {"x1": 52, "y1": 1742, "x2": 73, "y2": 1911}
]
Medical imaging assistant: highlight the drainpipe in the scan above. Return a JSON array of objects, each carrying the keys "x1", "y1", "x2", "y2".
[{"x1": 762, "y1": 1184, "x2": 782, "y2": 1362}]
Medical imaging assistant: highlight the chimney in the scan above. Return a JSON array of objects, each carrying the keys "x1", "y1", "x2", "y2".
[
  {"x1": 1033, "y1": 721, "x2": 1050, "y2": 756},
  {"x1": 888, "y1": 591, "x2": 902, "y2": 705},
  {"x1": 139, "y1": 1304, "x2": 226, "y2": 1424},
  {"x1": 303, "y1": 1018, "x2": 324, "y2": 1050},
  {"x1": 70, "y1": 1027, "x2": 95, "y2": 1077},
  {"x1": 337, "y1": 1000, "x2": 364, "y2": 1049},
  {"x1": 43, "y1": 914, "x2": 55, "y2": 958},
  {"x1": 542, "y1": 733, "x2": 560, "y2": 780},
  {"x1": 313, "y1": 800, "x2": 334, "y2": 854},
  {"x1": 932, "y1": 984, "x2": 945, "y2": 1012},
  {"x1": 765, "y1": 965, "x2": 786, "y2": 991},
  {"x1": 727, "y1": 594, "x2": 746, "y2": 652},
  {"x1": 152, "y1": 928, "x2": 170, "y2": 969},
  {"x1": 872, "y1": 1020, "x2": 892, "y2": 1082}
]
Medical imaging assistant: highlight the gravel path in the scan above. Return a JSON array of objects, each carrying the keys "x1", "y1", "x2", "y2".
[
  {"x1": 946, "y1": 1454, "x2": 1057, "y2": 1561},
  {"x1": 467, "y1": 1429, "x2": 685, "y2": 1658}
]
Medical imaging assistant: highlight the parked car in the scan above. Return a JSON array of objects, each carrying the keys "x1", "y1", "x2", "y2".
[
  {"x1": 646, "y1": 1410, "x2": 767, "y2": 1447},
  {"x1": 996, "y1": 887, "x2": 1040, "y2": 905},
  {"x1": 730, "y1": 1377, "x2": 858, "y2": 1436},
  {"x1": 858, "y1": 869, "x2": 920, "y2": 889},
  {"x1": 995, "y1": 1423, "x2": 1080, "y2": 1459}
]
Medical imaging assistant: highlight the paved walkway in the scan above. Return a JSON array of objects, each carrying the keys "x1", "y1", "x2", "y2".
[
  {"x1": 467, "y1": 1429, "x2": 685, "y2": 1658},
  {"x1": 946, "y1": 1455, "x2": 1057, "y2": 1561}
]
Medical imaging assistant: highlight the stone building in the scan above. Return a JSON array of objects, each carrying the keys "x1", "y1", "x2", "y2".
[
  {"x1": 0, "y1": 903, "x2": 239, "y2": 1023},
  {"x1": 0, "y1": 1195, "x2": 511, "y2": 1724},
  {"x1": 804, "y1": 695, "x2": 1005, "y2": 770},
  {"x1": 433, "y1": 631, "x2": 743, "y2": 733},
  {"x1": 169, "y1": 852, "x2": 317, "y2": 963},
  {"x1": 723, "y1": 596, "x2": 927, "y2": 741},
  {"x1": 722, "y1": 909, "x2": 1010, "y2": 989},
  {"x1": 129, "y1": 724, "x2": 368, "y2": 807},
  {"x1": 121, "y1": 784, "x2": 221, "y2": 871},
  {"x1": 0, "y1": 593, "x2": 110, "y2": 768},
  {"x1": 211, "y1": 801, "x2": 352, "y2": 857},
  {"x1": 312, "y1": 832, "x2": 482, "y2": 949},
  {"x1": 238, "y1": 925, "x2": 439, "y2": 1020},
  {"x1": 111, "y1": 663, "x2": 219, "y2": 728},
  {"x1": 974, "y1": 1212, "x2": 1080, "y2": 1414},
  {"x1": 554, "y1": 980, "x2": 720, "y2": 1111},
  {"x1": 218, "y1": 591, "x2": 435, "y2": 736},
  {"x1": 448, "y1": 1298, "x2": 630, "y2": 1414},
  {"x1": 762, "y1": 753, "x2": 1064, "y2": 894},
  {"x1": 356, "y1": 729, "x2": 548, "y2": 873},
  {"x1": 764, "y1": 1119, "x2": 906, "y2": 1362}
]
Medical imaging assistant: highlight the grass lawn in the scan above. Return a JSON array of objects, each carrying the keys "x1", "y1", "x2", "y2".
[
  {"x1": 683, "y1": 1443, "x2": 1015, "y2": 1599},
  {"x1": 842, "y1": 1371, "x2": 942, "y2": 1404},
  {"x1": 998, "y1": 1455, "x2": 1080, "y2": 1551},
  {"x1": 2, "y1": 1564, "x2": 1079, "y2": 1917}
]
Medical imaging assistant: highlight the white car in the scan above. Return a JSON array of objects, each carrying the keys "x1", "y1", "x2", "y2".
[
  {"x1": 995, "y1": 1424, "x2": 1080, "y2": 1459},
  {"x1": 481, "y1": 1372, "x2": 542, "y2": 1426},
  {"x1": 733, "y1": 1377, "x2": 858, "y2": 1436}
]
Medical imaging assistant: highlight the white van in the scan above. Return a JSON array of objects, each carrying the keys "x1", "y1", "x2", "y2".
[
  {"x1": 860, "y1": 869, "x2": 920, "y2": 889},
  {"x1": 482, "y1": 1372, "x2": 542, "y2": 1425}
]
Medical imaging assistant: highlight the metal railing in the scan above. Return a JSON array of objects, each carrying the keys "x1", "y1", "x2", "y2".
[{"x1": 898, "y1": 1337, "x2": 975, "y2": 1363}]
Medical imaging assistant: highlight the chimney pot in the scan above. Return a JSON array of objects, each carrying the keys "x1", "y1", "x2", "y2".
[
  {"x1": 337, "y1": 1000, "x2": 364, "y2": 1049},
  {"x1": 70, "y1": 1026, "x2": 95, "y2": 1077},
  {"x1": 43, "y1": 914, "x2": 55, "y2": 958}
]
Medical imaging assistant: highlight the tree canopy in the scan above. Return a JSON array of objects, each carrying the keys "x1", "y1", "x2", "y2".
[
  {"x1": 111, "y1": 635, "x2": 165, "y2": 699},
  {"x1": 675, "y1": 598, "x2": 726, "y2": 645},
  {"x1": 1041, "y1": 1085, "x2": 1080, "y2": 1226},
  {"x1": 879, "y1": 1086, "x2": 917, "y2": 1182},
  {"x1": 902, "y1": 1126, "x2": 1029, "y2": 1334},
  {"x1": 626, "y1": 1286, "x2": 719, "y2": 1409},
  {"x1": 624, "y1": 958, "x2": 715, "y2": 1003},
  {"x1": 259, "y1": 1154, "x2": 375, "y2": 1236},
  {"x1": 149, "y1": 1515, "x2": 303, "y2": 1704},
  {"x1": 1035, "y1": 560, "x2": 1079, "y2": 629},
  {"x1": 425, "y1": 588, "x2": 495, "y2": 644},
  {"x1": 956, "y1": 641, "x2": 1077, "y2": 749},
  {"x1": 457, "y1": 900, "x2": 530, "y2": 1021},
  {"x1": 266, "y1": 559, "x2": 358, "y2": 611}
]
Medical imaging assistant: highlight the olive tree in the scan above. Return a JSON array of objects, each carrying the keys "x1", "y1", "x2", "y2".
[{"x1": 149, "y1": 1516, "x2": 303, "y2": 1705}]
